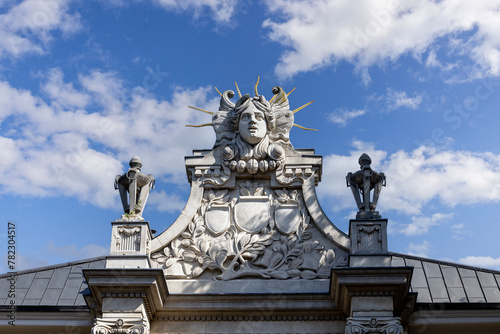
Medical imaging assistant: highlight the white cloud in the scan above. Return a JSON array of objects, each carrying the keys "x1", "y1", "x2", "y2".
[
  {"x1": 0, "y1": 68, "x2": 217, "y2": 209},
  {"x1": 400, "y1": 213, "x2": 454, "y2": 236},
  {"x1": 152, "y1": 0, "x2": 238, "y2": 24},
  {"x1": 328, "y1": 108, "x2": 366, "y2": 126},
  {"x1": 148, "y1": 190, "x2": 186, "y2": 213},
  {"x1": 44, "y1": 240, "x2": 108, "y2": 259},
  {"x1": 0, "y1": 0, "x2": 82, "y2": 58},
  {"x1": 386, "y1": 89, "x2": 422, "y2": 111},
  {"x1": 451, "y1": 223, "x2": 472, "y2": 240},
  {"x1": 407, "y1": 240, "x2": 430, "y2": 258},
  {"x1": 263, "y1": 0, "x2": 500, "y2": 80},
  {"x1": 459, "y1": 256, "x2": 500, "y2": 270},
  {"x1": 41, "y1": 68, "x2": 90, "y2": 108},
  {"x1": 318, "y1": 143, "x2": 500, "y2": 216}
]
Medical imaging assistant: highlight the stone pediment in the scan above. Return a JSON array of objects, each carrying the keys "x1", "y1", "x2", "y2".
[{"x1": 148, "y1": 82, "x2": 350, "y2": 288}]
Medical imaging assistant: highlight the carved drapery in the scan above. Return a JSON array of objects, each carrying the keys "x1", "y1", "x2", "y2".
[
  {"x1": 357, "y1": 225, "x2": 382, "y2": 253},
  {"x1": 116, "y1": 226, "x2": 141, "y2": 252}
]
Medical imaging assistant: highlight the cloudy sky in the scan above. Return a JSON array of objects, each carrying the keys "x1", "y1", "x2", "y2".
[{"x1": 1, "y1": 0, "x2": 500, "y2": 273}]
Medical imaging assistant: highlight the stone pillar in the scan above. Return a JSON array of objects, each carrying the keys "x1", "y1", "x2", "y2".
[
  {"x1": 83, "y1": 269, "x2": 168, "y2": 334},
  {"x1": 331, "y1": 267, "x2": 413, "y2": 334},
  {"x1": 83, "y1": 220, "x2": 167, "y2": 334},
  {"x1": 106, "y1": 220, "x2": 152, "y2": 268},
  {"x1": 330, "y1": 218, "x2": 414, "y2": 334}
]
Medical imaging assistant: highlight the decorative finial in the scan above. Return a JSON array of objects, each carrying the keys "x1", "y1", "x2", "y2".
[
  {"x1": 114, "y1": 156, "x2": 155, "y2": 220},
  {"x1": 346, "y1": 153, "x2": 386, "y2": 219}
]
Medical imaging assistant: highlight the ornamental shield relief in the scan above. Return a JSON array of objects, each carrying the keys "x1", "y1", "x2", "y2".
[
  {"x1": 234, "y1": 196, "x2": 270, "y2": 233},
  {"x1": 274, "y1": 203, "x2": 301, "y2": 234},
  {"x1": 205, "y1": 205, "x2": 230, "y2": 236}
]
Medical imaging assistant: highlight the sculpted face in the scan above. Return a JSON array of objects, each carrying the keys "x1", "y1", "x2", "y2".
[{"x1": 238, "y1": 102, "x2": 267, "y2": 145}]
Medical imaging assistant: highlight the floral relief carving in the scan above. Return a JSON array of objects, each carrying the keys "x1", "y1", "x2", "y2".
[{"x1": 151, "y1": 181, "x2": 346, "y2": 280}]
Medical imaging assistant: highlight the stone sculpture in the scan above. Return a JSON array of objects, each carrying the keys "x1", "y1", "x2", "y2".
[
  {"x1": 115, "y1": 156, "x2": 155, "y2": 220},
  {"x1": 346, "y1": 153, "x2": 386, "y2": 219},
  {"x1": 150, "y1": 79, "x2": 350, "y2": 280}
]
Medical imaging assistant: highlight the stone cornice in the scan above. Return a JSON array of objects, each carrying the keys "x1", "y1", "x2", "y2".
[
  {"x1": 82, "y1": 268, "x2": 168, "y2": 320},
  {"x1": 330, "y1": 267, "x2": 413, "y2": 315}
]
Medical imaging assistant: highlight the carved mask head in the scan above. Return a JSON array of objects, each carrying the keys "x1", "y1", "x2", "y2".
[{"x1": 233, "y1": 95, "x2": 272, "y2": 145}]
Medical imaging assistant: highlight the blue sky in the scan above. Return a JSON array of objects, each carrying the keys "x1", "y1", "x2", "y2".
[{"x1": 1, "y1": 0, "x2": 500, "y2": 273}]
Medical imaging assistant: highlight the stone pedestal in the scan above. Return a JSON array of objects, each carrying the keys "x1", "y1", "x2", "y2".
[
  {"x1": 349, "y1": 219, "x2": 392, "y2": 267},
  {"x1": 106, "y1": 221, "x2": 152, "y2": 268}
]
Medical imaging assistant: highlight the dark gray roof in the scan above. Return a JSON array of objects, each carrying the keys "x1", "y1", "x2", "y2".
[
  {"x1": 0, "y1": 256, "x2": 106, "y2": 308},
  {"x1": 391, "y1": 253, "x2": 500, "y2": 304}
]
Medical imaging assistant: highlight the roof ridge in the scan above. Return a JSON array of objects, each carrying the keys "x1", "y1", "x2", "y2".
[
  {"x1": 0, "y1": 255, "x2": 107, "y2": 278},
  {"x1": 390, "y1": 252, "x2": 500, "y2": 275}
]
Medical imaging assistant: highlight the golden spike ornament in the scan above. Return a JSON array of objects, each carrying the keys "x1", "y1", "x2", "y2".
[
  {"x1": 293, "y1": 124, "x2": 318, "y2": 131},
  {"x1": 234, "y1": 81, "x2": 242, "y2": 98},
  {"x1": 214, "y1": 87, "x2": 222, "y2": 97},
  {"x1": 292, "y1": 100, "x2": 314, "y2": 114},
  {"x1": 188, "y1": 106, "x2": 214, "y2": 115},
  {"x1": 185, "y1": 123, "x2": 213, "y2": 128}
]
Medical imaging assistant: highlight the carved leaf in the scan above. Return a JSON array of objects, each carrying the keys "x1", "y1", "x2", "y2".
[
  {"x1": 183, "y1": 250, "x2": 196, "y2": 262},
  {"x1": 269, "y1": 252, "x2": 283, "y2": 268},
  {"x1": 302, "y1": 232, "x2": 312, "y2": 240},
  {"x1": 326, "y1": 249, "x2": 335, "y2": 263},
  {"x1": 152, "y1": 255, "x2": 167, "y2": 263},
  {"x1": 208, "y1": 262, "x2": 220, "y2": 270},
  {"x1": 270, "y1": 270, "x2": 289, "y2": 279},
  {"x1": 240, "y1": 188, "x2": 250, "y2": 196},
  {"x1": 288, "y1": 257, "x2": 303, "y2": 269},
  {"x1": 237, "y1": 233, "x2": 251, "y2": 251},
  {"x1": 254, "y1": 187, "x2": 264, "y2": 196},
  {"x1": 200, "y1": 240, "x2": 209, "y2": 253},
  {"x1": 300, "y1": 270, "x2": 317, "y2": 280},
  {"x1": 193, "y1": 266, "x2": 204, "y2": 277},
  {"x1": 216, "y1": 251, "x2": 228, "y2": 266},
  {"x1": 288, "y1": 248, "x2": 303, "y2": 258},
  {"x1": 181, "y1": 232, "x2": 191, "y2": 239},
  {"x1": 317, "y1": 264, "x2": 331, "y2": 279},
  {"x1": 165, "y1": 258, "x2": 178, "y2": 268},
  {"x1": 194, "y1": 225, "x2": 206, "y2": 237},
  {"x1": 249, "y1": 244, "x2": 266, "y2": 252},
  {"x1": 214, "y1": 189, "x2": 228, "y2": 199},
  {"x1": 208, "y1": 189, "x2": 215, "y2": 201},
  {"x1": 250, "y1": 234, "x2": 260, "y2": 244},
  {"x1": 286, "y1": 269, "x2": 301, "y2": 278}
]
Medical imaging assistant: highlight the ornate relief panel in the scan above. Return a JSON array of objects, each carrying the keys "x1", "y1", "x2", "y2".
[{"x1": 151, "y1": 180, "x2": 347, "y2": 280}]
